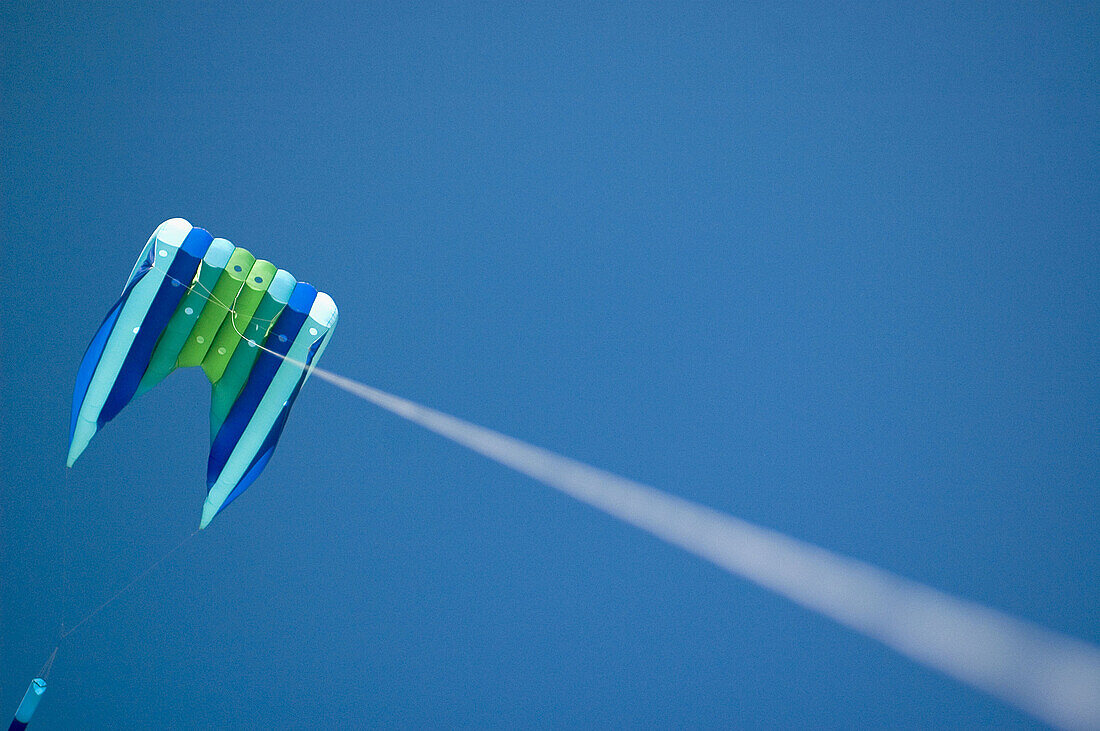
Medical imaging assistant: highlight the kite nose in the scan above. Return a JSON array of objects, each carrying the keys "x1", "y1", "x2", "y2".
[{"x1": 67, "y1": 419, "x2": 96, "y2": 467}]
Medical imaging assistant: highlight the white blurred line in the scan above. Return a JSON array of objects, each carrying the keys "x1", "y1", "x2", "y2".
[{"x1": 303, "y1": 363, "x2": 1100, "y2": 730}]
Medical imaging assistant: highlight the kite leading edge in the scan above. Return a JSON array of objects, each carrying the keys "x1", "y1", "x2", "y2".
[{"x1": 67, "y1": 219, "x2": 338, "y2": 528}]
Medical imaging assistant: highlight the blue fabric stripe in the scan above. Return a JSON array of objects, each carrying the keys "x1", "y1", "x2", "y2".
[
  {"x1": 207, "y1": 282, "x2": 317, "y2": 488},
  {"x1": 218, "y1": 435, "x2": 278, "y2": 514},
  {"x1": 68, "y1": 268, "x2": 152, "y2": 445},
  {"x1": 99, "y1": 228, "x2": 212, "y2": 426},
  {"x1": 213, "y1": 331, "x2": 326, "y2": 517}
]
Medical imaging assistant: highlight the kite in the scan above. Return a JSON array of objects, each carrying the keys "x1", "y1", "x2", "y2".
[{"x1": 67, "y1": 218, "x2": 337, "y2": 527}]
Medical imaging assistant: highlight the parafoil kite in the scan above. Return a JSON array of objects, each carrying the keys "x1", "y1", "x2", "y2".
[{"x1": 67, "y1": 218, "x2": 337, "y2": 528}]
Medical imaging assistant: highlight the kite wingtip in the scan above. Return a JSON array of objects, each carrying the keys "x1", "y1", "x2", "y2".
[
  {"x1": 67, "y1": 421, "x2": 96, "y2": 467},
  {"x1": 199, "y1": 502, "x2": 216, "y2": 530}
]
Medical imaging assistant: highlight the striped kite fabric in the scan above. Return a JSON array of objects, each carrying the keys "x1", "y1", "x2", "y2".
[{"x1": 68, "y1": 219, "x2": 338, "y2": 528}]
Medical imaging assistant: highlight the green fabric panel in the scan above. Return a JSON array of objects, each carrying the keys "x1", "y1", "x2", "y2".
[
  {"x1": 202, "y1": 259, "x2": 276, "y2": 383},
  {"x1": 209, "y1": 276, "x2": 292, "y2": 437},
  {"x1": 177, "y1": 247, "x2": 255, "y2": 368},
  {"x1": 137, "y1": 252, "x2": 229, "y2": 396}
]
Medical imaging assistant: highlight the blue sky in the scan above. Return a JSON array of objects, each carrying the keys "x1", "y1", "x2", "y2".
[{"x1": 2, "y1": 2, "x2": 1097, "y2": 727}]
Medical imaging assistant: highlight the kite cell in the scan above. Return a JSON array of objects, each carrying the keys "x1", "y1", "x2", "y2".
[{"x1": 67, "y1": 218, "x2": 338, "y2": 528}]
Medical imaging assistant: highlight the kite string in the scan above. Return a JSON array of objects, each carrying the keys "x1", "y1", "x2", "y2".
[
  {"x1": 58, "y1": 529, "x2": 199, "y2": 642},
  {"x1": 38, "y1": 646, "x2": 58, "y2": 681}
]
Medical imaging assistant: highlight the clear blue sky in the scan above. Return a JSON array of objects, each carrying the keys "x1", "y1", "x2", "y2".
[{"x1": 2, "y1": 2, "x2": 1097, "y2": 727}]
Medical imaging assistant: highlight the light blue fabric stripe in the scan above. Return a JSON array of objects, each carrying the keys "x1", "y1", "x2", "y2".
[
  {"x1": 69, "y1": 297, "x2": 124, "y2": 446},
  {"x1": 201, "y1": 287, "x2": 337, "y2": 527},
  {"x1": 67, "y1": 219, "x2": 193, "y2": 465},
  {"x1": 99, "y1": 227, "x2": 212, "y2": 425},
  {"x1": 207, "y1": 283, "x2": 316, "y2": 483},
  {"x1": 214, "y1": 328, "x2": 329, "y2": 517}
]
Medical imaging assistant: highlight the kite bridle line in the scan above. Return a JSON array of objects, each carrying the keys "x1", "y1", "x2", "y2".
[
  {"x1": 152, "y1": 260, "x2": 285, "y2": 356},
  {"x1": 150, "y1": 259, "x2": 321, "y2": 378}
]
